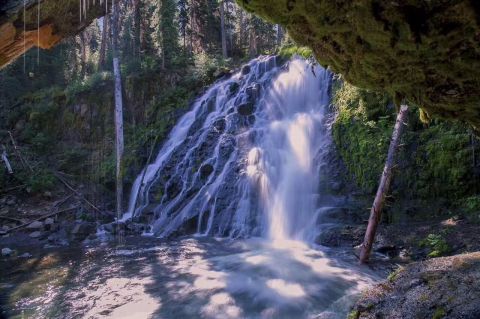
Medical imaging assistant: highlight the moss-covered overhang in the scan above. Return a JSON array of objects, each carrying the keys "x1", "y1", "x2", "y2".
[
  {"x1": 237, "y1": 0, "x2": 480, "y2": 130},
  {"x1": 0, "y1": 0, "x2": 108, "y2": 68}
]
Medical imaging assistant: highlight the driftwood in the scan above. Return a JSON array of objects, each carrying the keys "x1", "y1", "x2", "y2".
[
  {"x1": 359, "y1": 105, "x2": 409, "y2": 263},
  {"x1": 1, "y1": 145, "x2": 13, "y2": 174},
  {"x1": 5, "y1": 206, "x2": 79, "y2": 233},
  {"x1": 53, "y1": 172, "x2": 102, "y2": 213},
  {"x1": 0, "y1": 216, "x2": 23, "y2": 224},
  {"x1": 0, "y1": 184, "x2": 25, "y2": 194},
  {"x1": 8, "y1": 131, "x2": 33, "y2": 172}
]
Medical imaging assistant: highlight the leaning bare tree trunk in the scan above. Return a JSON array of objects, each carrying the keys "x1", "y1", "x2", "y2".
[
  {"x1": 359, "y1": 105, "x2": 409, "y2": 263},
  {"x1": 219, "y1": 0, "x2": 227, "y2": 59},
  {"x1": 112, "y1": 0, "x2": 125, "y2": 219}
]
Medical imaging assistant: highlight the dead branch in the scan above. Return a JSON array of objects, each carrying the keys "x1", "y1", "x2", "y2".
[
  {"x1": 53, "y1": 172, "x2": 102, "y2": 213},
  {"x1": 8, "y1": 131, "x2": 33, "y2": 172},
  {"x1": 5, "y1": 206, "x2": 79, "y2": 233}
]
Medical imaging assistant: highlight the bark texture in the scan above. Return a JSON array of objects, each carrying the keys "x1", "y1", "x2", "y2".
[{"x1": 359, "y1": 105, "x2": 409, "y2": 263}]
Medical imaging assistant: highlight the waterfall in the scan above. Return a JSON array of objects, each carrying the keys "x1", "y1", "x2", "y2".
[{"x1": 123, "y1": 56, "x2": 333, "y2": 242}]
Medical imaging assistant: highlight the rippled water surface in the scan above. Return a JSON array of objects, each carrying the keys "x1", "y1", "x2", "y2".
[{"x1": 0, "y1": 237, "x2": 379, "y2": 319}]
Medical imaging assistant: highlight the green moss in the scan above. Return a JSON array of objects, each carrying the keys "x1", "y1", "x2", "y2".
[
  {"x1": 332, "y1": 81, "x2": 393, "y2": 192},
  {"x1": 279, "y1": 45, "x2": 313, "y2": 59},
  {"x1": 420, "y1": 234, "x2": 451, "y2": 258},
  {"x1": 332, "y1": 79, "x2": 479, "y2": 210},
  {"x1": 387, "y1": 267, "x2": 404, "y2": 283},
  {"x1": 347, "y1": 310, "x2": 360, "y2": 319},
  {"x1": 237, "y1": 0, "x2": 480, "y2": 130},
  {"x1": 432, "y1": 307, "x2": 446, "y2": 319}
]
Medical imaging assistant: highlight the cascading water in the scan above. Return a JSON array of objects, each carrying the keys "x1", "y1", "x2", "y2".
[
  {"x1": 2, "y1": 57, "x2": 380, "y2": 319},
  {"x1": 124, "y1": 56, "x2": 334, "y2": 242}
]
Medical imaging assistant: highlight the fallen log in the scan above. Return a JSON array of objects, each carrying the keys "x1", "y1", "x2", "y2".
[
  {"x1": 5, "y1": 206, "x2": 79, "y2": 233},
  {"x1": 8, "y1": 131, "x2": 33, "y2": 172}
]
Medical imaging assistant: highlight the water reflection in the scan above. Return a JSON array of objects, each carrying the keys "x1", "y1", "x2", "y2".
[{"x1": 0, "y1": 237, "x2": 378, "y2": 318}]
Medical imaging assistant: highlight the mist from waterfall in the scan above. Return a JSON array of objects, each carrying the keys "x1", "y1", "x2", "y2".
[{"x1": 123, "y1": 56, "x2": 332, "y2": 243}]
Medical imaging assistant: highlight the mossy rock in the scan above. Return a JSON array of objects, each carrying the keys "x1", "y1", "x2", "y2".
[{"x1": 237, "y1": 0, "x2": 480, "y2": 131}]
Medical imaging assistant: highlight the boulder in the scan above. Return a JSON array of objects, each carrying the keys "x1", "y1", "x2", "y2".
[
  {"x1": 1, "y1": 247, "x2": 13, "y2": 256},
  {"x1": 26, "y1": 221, "x2": 44, "y2": 230},
  {"x1": 29, "y1": 231, "x2": 42, "y2": 238}
]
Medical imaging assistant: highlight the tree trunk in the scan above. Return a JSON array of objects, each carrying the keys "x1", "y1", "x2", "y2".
[
  {"x1": 238, "y1": 8, "x2": 245, "y2": 50},
  {"x1": 99, "y1": 15, "x2": 109, "y2": 67},
  {"x1": 248, "y1": 23, "x2": 257, "y2": 58},
  {"x1": 132, "y1": 0, "x2": 141, "y2": 58},
  {"x1": 80, "y1": 32, "x2": 87, "y2": 76},
  {"x1": 359, "y1": 105, "x2": 409, "y2": 263},
  {"x1": 1, "y1": 145, "x2": 13, "y2": 174},
  {"x1": 276, "y1": 24, "x2": 283, "y2": 47},
  {"x1": 219, "y1": 0, "x2": 227, "y2": 59},
  {"x1": 112, "y1": 0, "x2": 125, "y2": 219}
]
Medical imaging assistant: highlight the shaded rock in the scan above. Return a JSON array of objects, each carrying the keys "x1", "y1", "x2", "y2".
[
  {"x1": 237, "y1": 102, "x2": 255, "y2": 116},
  {"x1": 375, "y1": 245, "x2": 399, "y2": 258},
  {"x1": 29, "y1": 231, "x2": 42, "y2": 238},
  {"x1": 26, "y1": 221, "x2": 44, "y2": 230},
  {"x1": 18, "y1": 252, "x2": 32, "y2": 258}
]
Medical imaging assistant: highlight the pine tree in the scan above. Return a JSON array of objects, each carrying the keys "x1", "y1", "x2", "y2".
[{"x1": 159, "y1": 0, "x2": 179, "y2": 68}]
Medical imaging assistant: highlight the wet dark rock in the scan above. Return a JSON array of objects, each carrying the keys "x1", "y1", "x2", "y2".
[
  {"x1": 241, "y1": 65, "x2": 251, "y2": 75},
  {"x1": 213, "y1": 118, "x2": 226, "y2": 132},
  {"x1": 229, "y1": 82, "x2": 240, "y2": 95},
  {"x1": 245, "y1": 83, "x2": 260, "y2": 101},
  {"x1": 237, "y1": 102, "x2": 255, "y2": 116},
  {"x1": 166, "y1": 181, "x2": 181, "y2": 200},
  {"x1": 199, "y1": 164, "x2": 214, "y2": 179}
]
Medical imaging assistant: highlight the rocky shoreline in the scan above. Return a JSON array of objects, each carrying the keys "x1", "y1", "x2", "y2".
[{"x1": 350, "y1": 252, "x2": 480, "y2": 319}]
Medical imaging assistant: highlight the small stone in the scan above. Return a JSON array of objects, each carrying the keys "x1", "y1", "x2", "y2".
[
  {"x1": 44, "y1": 217, "x2": 55, "y2": 225},
  {"x1": 26, "y1": 221, "x2": 44, "y2": 230},
  {"x1": 1, "y1": 248, "x2": 13, "y2": 256},
  {"x1": 29, "y1": 231, "x2": 42, "y2": 238},
  {"x1": 18, "y1": 252, "x2": 32, "y2": 258},
  {"x1": 43, "y1": 191, "x2": 53, "y2": 198}
]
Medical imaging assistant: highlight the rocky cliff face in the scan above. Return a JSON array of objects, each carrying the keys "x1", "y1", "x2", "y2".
[
  {"x1": 237, "y1": 1, "x2": 480, "y2": 130},
  {"x1": 0, "y1": 0, "x2": 107, "y2": 68}
]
